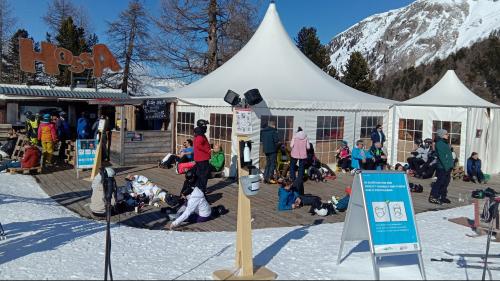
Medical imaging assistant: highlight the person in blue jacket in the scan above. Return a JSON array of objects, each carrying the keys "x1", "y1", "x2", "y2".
[
  {"x1": 370, "y1": 124, "x2": 386, "y2": 148},
  {"x1": 277, "y1": 178, "x2": 300, "y2": 211},
  {"x1": 351, "y1": 140, "x2": 375, "y2": 170},
  {"x1": 77, "y1": 112, "x2": 90, "y2": 139},
  {"x1": 467, "y1": 152, "x2": 485, "y2": 184}
]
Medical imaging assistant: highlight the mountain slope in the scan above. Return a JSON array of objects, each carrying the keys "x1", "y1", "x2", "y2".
[{"x1": 328, "y1": 0, "x2": 500, "y2": 78}]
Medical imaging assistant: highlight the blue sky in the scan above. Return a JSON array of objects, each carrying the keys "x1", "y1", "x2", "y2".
[{"x1": 10, "y1": 0, "x2": 415, "y2": 44}]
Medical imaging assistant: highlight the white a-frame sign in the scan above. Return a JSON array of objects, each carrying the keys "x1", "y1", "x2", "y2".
[{"x1": 337, "y1": 171, "x2": 426, "y2": 280}]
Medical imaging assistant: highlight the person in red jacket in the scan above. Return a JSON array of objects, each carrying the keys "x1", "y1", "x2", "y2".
[
  {"x1": 194, "y1": 119, "x2": 211, "y2": 192},
  {"x1": 0, "y1": 142, "x2": 41, "y2": 172}
]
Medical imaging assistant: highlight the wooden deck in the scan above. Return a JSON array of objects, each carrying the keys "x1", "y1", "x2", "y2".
[{"x1": 33, "y1": 165, "x2": 500, "y2": 232}]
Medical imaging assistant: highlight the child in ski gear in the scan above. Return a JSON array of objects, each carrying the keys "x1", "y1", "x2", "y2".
[
  {"x1": 38, "y1": 113, "x2": 57, "y2": 165},
  {"x1": 336, "y1": 140, "x2": 351, "y2": 172},
  {"x1": 209, "y1": 143, "x2": 225, "y2": 172},
  {"x1": 467, "y1": 152, "x2": 485, "y2": 184},
  {"x1": 167, "y1": 186, "x2": 212, "y2": 230},
  {"x1": 430, "y1": 129, "x2": 454, "y2": 204},
  {"x1": 276, "y1": 144, "x2": 291, "y2": 179}
]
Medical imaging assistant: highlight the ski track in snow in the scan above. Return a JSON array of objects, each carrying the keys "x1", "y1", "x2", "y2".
[{"x1": 0, "y1": 174, "x2": 499, "y2": 280}]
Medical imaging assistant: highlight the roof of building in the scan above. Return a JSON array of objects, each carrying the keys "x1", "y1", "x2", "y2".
[
  {"x1": 401, "y1": 70, "x2": 499, "y2": 108},
  {"x1": 0, "y1": 84, "x2": 126, "y2": 100},
  {"x1": 160, "y1": 3, "x2": 394, "y2": 111}
]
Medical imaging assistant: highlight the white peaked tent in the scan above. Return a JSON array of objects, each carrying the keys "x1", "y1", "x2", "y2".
[
  {"x1": 163, "y1": 2, "x2": 394, "y2": 175},
  {"x1": 390, "y1": 70, "x2": 500, "y2": 173}
]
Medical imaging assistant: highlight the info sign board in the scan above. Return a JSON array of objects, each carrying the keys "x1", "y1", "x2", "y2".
[
  {"x1": 236, "y1": 108, "x2": 252, "y2": 135},
  {"x1": 76, "y1": 139, "x2": 97, "y2": 169},
  {"x1": 337, "y1": 171, "x2": 426, "y2": 280}
]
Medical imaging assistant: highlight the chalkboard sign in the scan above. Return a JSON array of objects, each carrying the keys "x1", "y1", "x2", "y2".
[{"x1": 143, "y1": 99, "x2": 167, "y2": 120}]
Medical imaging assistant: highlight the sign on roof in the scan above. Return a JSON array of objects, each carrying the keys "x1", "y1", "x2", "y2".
[{"x1": 19, "y1": 38, "x2": 121, "y2": 78}]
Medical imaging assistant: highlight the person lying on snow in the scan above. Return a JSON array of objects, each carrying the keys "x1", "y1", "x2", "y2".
[{"x1": 277, "y1": 178, "x2": 336, "y2": 216}]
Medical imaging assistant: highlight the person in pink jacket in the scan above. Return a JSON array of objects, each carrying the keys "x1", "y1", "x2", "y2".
[{"x1": 290, "y1": 127, "x2": 310, "y2": 195}]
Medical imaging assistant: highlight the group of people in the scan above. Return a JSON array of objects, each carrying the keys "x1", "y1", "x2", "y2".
[
  {"x1": 159, "y1": 119, "x2": 225, "y2": 193},
  {"x1": 89, "y1": 167, "x2": 227, "y2": 230}
]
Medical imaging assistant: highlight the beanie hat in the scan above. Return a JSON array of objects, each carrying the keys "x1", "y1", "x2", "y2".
[
  {"x1": 345, "y1": 186, "x2": 352, "y2": 195},
  {"x1": 42, "y1": 114, "x2": 51, "y2": 121},
  {"x1": 436, "y1": 129, "x2": 448, "y2": 138}
]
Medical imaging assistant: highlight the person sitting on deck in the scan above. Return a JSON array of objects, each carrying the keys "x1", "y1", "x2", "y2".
[
  {"x1": 0, "y1": 129, "x2": 19, "y2": 159},
  {"x1": 335, "y1": 140, "x2": 351, "y2": 173},
  {"x1": 166, "y1": 185, "x2": 212, "y2": 230},
  {"x1": 467, "y1": 152, "x2": 486, "y2": 184},
  {"x1": 351, "y1": 140, "x2": 374, "y2": 171},
  {"x1": 369, "y1": 142, "x2": 387, "y2": 170},
  {"x1": 159, "y1": 139, "x2": 194, "y2": 169},
  {"x1": 0, "y1": 142, "x2": 40, "y2": 172},
  {"x1": 277, "y1": 178, "x2": 335, "y2": 216},
  {"x1": 209, "y1": 143, "x2": 225, "y2": 173},
  {"x1": 276, "y1": 144, "x2": 291, "y2": 179}
]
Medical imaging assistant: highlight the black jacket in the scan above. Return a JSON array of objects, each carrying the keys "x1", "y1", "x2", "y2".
[{"x1": 260, "y1": 126, "x2": 279, "y2": 154}]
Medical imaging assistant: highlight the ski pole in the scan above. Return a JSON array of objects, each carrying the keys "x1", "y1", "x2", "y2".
[
  {"x1": 0, "y1": 221, "x2": 5, "y2": 240},
  {"x1": 483, "y1": 200, "x2": 500, "y2": 281}
]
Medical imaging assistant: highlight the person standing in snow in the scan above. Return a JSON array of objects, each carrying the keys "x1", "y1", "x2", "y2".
[{"x1": 290, "y1": 127, "x2": 310, "y2": 195}]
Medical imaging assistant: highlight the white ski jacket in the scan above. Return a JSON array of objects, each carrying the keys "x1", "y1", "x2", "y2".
[{"x1": 172, "y1": 187, "x2": 211, "y2": 227}]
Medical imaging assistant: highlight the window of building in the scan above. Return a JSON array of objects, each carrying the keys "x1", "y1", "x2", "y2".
[
  {"x1": 360, "y1": 116, "x2": 383, "y2": 145},
  {"x1": 259, "y1": 115, "x2": 294, "y2": 166},
  {"x1": 209, "y1": 113, "x2": 233, "y2": 168},
  {"x1": 397, "y1": 118, "x2": 423, "y2": 162},
  {"x1": 176, "y1": 112, "x2": 195, "y2": 152},
  {"x1": 315, "y1": 116, "x2": 344, "y2": 164},
  {"x1": 433, "y1": 120, "x2": 462, "y2": 162}
]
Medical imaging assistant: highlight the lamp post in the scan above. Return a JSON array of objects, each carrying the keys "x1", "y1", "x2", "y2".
[{"x1": 213, "y1": 89, "x2": 277, "y2": 280}]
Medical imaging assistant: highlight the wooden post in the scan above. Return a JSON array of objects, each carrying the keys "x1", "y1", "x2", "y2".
[
  {"x1": 213, "y1": 110, "x2": 276, "y2": 281},
  {"x1": 90, "y1": 137, "x2": 102, "y2": 180}
]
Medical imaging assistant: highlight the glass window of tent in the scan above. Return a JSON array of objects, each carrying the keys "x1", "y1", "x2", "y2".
[
  {"x1": 315, "y1": 116, "x2": 345, "y2": 164},
  {"x1": 360, "y1": 116, "x2": 383, "y2": 145},
  {"x1": 176, "y1": 112, "x2": 195, "y2": 152},
  {"x1": 397, "y1": 118, "x2": 423, "y2": 163},
  {"x1": 209, "y1": 113, "x2": 233, "y2": 168}
]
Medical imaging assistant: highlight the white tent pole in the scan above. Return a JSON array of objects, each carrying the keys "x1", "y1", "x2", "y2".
[
  {"x1": 391, "y1": 105, "x2": 398, "y2": 166},
  {"x1": 464, "y1": 107, "x2": 471, "y2": 168},
  {"x1": 352, "y1": 111, "x2": 358, "y2": 146}
]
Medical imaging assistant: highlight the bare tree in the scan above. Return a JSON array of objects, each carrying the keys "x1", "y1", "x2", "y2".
[
  {"x1": 43, "y1": 0, "x2": 91, "y2": 33},
  {"x1": 106, "y1": 0, "x2": 151, "y2": 94},
  {"x1": 0, "y1": 0, "x2": 17, "y2": 82},
  {"x1": 154, "y1": 0, "x2": 259, "y2": 78}
]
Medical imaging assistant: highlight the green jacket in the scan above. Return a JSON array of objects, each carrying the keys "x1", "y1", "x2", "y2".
[
  {"x1": 209, "y1": 150, "x2": 225, "y2": 172},
  {"x1": 277, "y1": 147, "x2": 291, "y2": 167},
  {"x1": 435, "y1": 138, "x2": 454, "y2": 171}
]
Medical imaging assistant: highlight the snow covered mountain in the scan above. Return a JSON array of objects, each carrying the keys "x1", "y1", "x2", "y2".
[{"x1": 328, "y1": 0, "x2": 500, "y2": 78}]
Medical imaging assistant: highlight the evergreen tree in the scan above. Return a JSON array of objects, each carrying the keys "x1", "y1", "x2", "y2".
[
  {"x1": 2, "y1": 29, "x2": 38, "y2": 84},
  {"x1": 295, "y1": 27, "x2": 332, "y2": 74},
  {"x1": 342, "y1": 51, "x2": 374, "y2": 93},
  {"x1": 54, "y1": 16, "x2": 90, "y2": 86}
]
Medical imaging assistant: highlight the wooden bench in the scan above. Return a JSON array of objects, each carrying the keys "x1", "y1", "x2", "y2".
[{"x1": 8, "y1": 166, "x2": 42, "y2": 175}]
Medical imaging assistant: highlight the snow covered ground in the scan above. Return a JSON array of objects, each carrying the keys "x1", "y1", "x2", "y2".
[{"x1": 1, "y1": 173, "x2": 499, "y2": 280}]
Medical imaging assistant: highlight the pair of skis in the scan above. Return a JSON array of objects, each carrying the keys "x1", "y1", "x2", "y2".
[{"x1": 431, "y1": 252, "x2": 500, "y2": 271}]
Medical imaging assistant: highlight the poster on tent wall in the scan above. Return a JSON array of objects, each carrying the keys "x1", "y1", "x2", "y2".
[
  {"x1": 361, "y1": 172, "x2": 420, "y2": 254},
  {"x1": 236, "y1": 108, "x2": 252, "y2": 135}
]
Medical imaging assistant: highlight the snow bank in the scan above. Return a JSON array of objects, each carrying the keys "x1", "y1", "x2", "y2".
[{"x1": 0, "y1": 174, "x2": 499, "y2": 280}]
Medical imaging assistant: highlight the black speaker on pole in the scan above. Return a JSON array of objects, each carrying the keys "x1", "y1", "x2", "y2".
[
  {"x1": 224, "y1": 90, "x2": 241, "y2": 106},
  {"x1": 244, "y1": 89, "x2": 263, "y2": 106}
]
